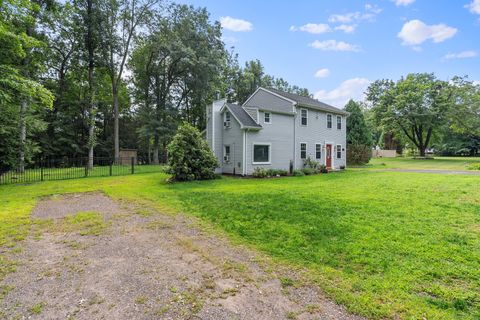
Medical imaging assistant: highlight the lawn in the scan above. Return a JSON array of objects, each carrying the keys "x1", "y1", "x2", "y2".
[
  {"x1": 1, "y1": 170, "x2": 479, "y2": 319},
  {"x1": 360, "y1": 156, "x2": 480, "y2": 171}
]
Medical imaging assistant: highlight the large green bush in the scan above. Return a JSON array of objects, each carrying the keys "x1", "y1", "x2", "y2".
[
  {"x1": 347, "y1": 144, "x2": 372, "y2": 165},
  {"x1": 166, "y1": 123, "x2": 218, "y2": 181}
]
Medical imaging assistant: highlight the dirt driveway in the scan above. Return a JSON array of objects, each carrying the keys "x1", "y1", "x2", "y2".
[{"x1": 0, "y1": 192, "x2": 362, "y2": 320}]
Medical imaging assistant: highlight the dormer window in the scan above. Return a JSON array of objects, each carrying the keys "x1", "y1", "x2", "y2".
[
  {"x1": 264, "y1": 112, "x2": 271, "y2": 124},
  {"x1": 224, "y1": 112, "x2": 231, "y2": 128}
]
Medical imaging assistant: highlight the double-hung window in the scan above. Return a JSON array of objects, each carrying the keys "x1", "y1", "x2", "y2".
[
  {"x1": 224, "y1": 145, "x2": 231, "y2": 163},
  {"x1": 253, "y1": 144, "x2": 271, "y2": 164},
  {"x1": 301, "y1": 109, "x2": 308, "y2": 126},
  {"x1": 300, "y1": 143, "x2": 307, "y2": 159},
  {"x1": 224, "y1": 112, "x2": 231, "y2": 128},
  {"x1": 337, "y1": 116, "x2": 342, "y2": 130},
  {"x1": 315, "y1": 144, "x2": 322, "y2": 160},
  {"x1": 327, "y1": 114, "x2": 332, "y2": 129},
  {"x1": 264, "y1": 112, "x2": 271, "y2": 124},
  {"x1": 336, "y1": 145, "x2": 342, "y2": 159}
]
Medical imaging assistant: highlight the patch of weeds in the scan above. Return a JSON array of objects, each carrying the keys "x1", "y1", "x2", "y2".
[
  {"x1": 280, "y1": 277, "x2": 295, "y2": 288},
  {"x1": 154, "y1": 305, "x2": 169, "y2": 316},
  {"x1": 88, "y1": 294, "x2": 105, "y2": 306},
  {"x1": 170, "y1": 286, "x2": 178, "y2": 293},
  {"x1": 0, "y1": 285, "x2": 13, "y2": 300},
  {"x1": 220, "y1": 287, "x2": 238, "y2": 298},
  {"x1": 28, "y1": 302, "x2": 45, "y2": 314},
  {"x1": 136, "y1": 208, "x2": 155, "y2": 217},
  {"x1": 222, "y1": 260, "x2": 247, "y2": 274},
  {"x1": 63, "y1": 240, "x2": 86, "y2": 250},
  {"x1": 135, "y1": 295, "x2": 148, "y2": 305},
  {"x1": 176, "y1": 238, "x2": 199, "y2": 252},
  {"x1": 305, "y1": 303, "x2": 322, "y2": 313},
  {"x1": 145, "y1": 220, "x2": 171, "y2": 230},
  {"x1": 64, "y1": 211, "x2": 108, "y2": 236},
  {"x1": 286, "y1": 311, "x2": 297, "y2": 319}
]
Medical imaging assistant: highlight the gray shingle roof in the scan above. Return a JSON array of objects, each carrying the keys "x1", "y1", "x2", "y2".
[
  {"x1": 266, "y1": 87, "x2": 349, "y2": 116},
  {"x1": 226, "y1": 103, "x2": 262, "y2": 129}
]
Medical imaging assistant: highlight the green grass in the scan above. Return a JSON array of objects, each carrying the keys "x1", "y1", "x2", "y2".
[
  {"x1": 360, "y1": 156, "x2": 480, "y2": 171},
  {"x1": 0, "y1": 169, "x2": 479, "y2": 319}
]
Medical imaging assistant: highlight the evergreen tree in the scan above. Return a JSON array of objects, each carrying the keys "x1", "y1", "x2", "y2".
[{"x1": 345, "y1": 100, "x2": 372, "y2": 146}]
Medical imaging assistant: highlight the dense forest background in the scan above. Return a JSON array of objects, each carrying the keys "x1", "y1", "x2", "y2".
[{"x1": 1, "y1": 0, "x2": 479, "y2": 172}]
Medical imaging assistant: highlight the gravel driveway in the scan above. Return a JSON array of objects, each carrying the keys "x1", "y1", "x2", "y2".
[{"x1": 0, "y1": 192, "x2": 362, "y2": 320}]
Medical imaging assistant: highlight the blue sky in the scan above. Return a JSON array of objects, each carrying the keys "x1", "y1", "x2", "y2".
[{"x1": 180, "y1": 0, "x2": 480, "y2": 107}]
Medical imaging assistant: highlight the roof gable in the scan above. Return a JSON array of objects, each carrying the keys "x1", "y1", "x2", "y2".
[{"x1": 221, "y1": 103, "x2": 262, "y2": 129}]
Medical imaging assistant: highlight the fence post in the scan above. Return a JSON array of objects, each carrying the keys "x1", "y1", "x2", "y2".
[
  {"x1": 109, "y1": 159, "x2": 113, "y2": 176},
  {"x1": 85, "y1": 159, "x2": 88, "y2": 177},
  {"x1": 40, "y1": 161, "x2": 44, "y2": 182},
  {"x1": 131, "y1": 157, "x2": 135, "y2": 174}
]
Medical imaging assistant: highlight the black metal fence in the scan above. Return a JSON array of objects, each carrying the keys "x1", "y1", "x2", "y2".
[{"x1": 0, "y1": 157, "x2": 164, "y2": 185}]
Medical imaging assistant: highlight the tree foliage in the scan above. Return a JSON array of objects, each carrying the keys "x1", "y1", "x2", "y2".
[
  {"x1": 166, "y1": 123, "x2": 218, "y2": 181},
  {"x1": 366, "y1": 73, "x2": 453, "y2": 157},
  {"x1": 345, "y1": 100, "x2": 372, "y2": 146}
]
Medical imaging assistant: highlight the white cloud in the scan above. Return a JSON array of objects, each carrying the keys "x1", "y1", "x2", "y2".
[
  {"x1": 444, "y1": 50, "x2": 478, "y2": 59},
  {"x1": 335, "y1": 24, "x2": 356, "y2": 33},
  {"x1": 219, "y1": 16, "x2": 253, "y2": 32},
  {"x1": 398, "y1": 20, "x2": 457, "y2": 46},
  {"x1": 290, "y1": 23, "x2": 332, "y2": 34},
  {"x1": 328, "y1": 4, "x2": 382, "y2": 23},
  {"x1": 314, "y1": 68, "x2": 331, "y2": 78},
  {"x1": 315, "y1": 78, "x2": 371, "y2": 107},
  {"x1": 466, "y1": 0, "x2": 480, "y2": 14},
  {"x1": 393, "y1": 0, "x2": 416, "y2": 6},
  {"x1": 310, "y1": 40, "x2": 360, "y2": 52}
]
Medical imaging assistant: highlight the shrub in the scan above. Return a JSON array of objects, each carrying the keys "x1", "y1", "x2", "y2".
[
  {"x1": 301, "y1": 168, "x2": 316, "y2": 175},
  {"x1": 166, "y1": 123, "x2": 218, "y2": 181},
  {"x1": 293, "y1": 169, "x2": 304, "y2": 176},
  {"x1": 318, "y1": 164, "x2": 328, "y2": 173},
  {"x1": 303, "y1": 156, "x2": 321, "y2": 170},
  {"x1": 252, "y1": 167, "x2": 268, "y2": 178},
  {"x1": 266, "y1": 169, "x2": 288, "y2": 177},
  {"x1": 467, "y1": 163, "x2": 480, "y2": 170},
  {"x1": 346, "y1": 144, "x2": 371, "y2": 165}
]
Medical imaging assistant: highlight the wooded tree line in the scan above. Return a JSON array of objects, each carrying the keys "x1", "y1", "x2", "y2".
[
  {"x1": 0, "y1": 0, "x2": 309, "y2": 171},
  {"x1": 346, "y1": 73, "x2": 480, "y2": 158}
]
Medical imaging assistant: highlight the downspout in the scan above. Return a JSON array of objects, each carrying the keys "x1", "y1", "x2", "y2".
[
  {"x1": 293, "y1": 107, "x2": 297, "y2": 170},
  {"x1": 243, "y1": 129, "x2": 248, "y2": 176}
]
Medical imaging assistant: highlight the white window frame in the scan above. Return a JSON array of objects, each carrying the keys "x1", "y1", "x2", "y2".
[
  {"x1": 264, "y1": 112, "x2": 271, "y2": 124},
  {"x1": 326, "y1": 114, "x2": 332, "y2": 129},
  {"x1": 300, "y1": 109, "x2": 308, "y2": 126},
  {"x1": 336, "y1": 144, "x2": 342, "y2": 159},
  {"x1": 223, "y1": 145, "x2": 231, "y2": 163},
  {"x1": 337, "y1": 115, "x2": 342, "y2": 130},
  {"x1": 252, "y1": 143, "x2": 271, "y2": 165},
  {"x1": 300, "y1": 142, "x2": 307, "y2": 160},
  {"x1": 315, "y1": 143, "x2": 322, "y2": 160},
  {"x1": 224, "y1": 112, "x2": 231, "y2": 128}
]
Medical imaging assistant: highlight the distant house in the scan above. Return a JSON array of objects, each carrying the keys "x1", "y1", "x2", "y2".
[{"x1": 206, "y1": 87, "x2": 348, "y2": 175}]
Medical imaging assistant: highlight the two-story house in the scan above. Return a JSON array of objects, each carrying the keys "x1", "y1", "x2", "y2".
[{"x1": 206, "y1": 87, "x2": 349, "y2": 175}]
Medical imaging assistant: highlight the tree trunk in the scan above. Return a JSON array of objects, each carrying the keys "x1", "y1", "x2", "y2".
[
  {"x1": 153, "y1": 134, "x2": 159, "y2": 165},
  {"x1": 113, "y1": 85, "x2": 120, "y2": 160},
  {"x1": 88, "y1": 113, "x2": 95, "y2": 169},
  {"x1": 19, "y1": 99, "x2": 27, "y2": 173}
]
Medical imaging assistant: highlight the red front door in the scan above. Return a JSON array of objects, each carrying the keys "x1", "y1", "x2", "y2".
[{"x1": 326, "y1": 144, "x2": 332, "y2": 168}]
